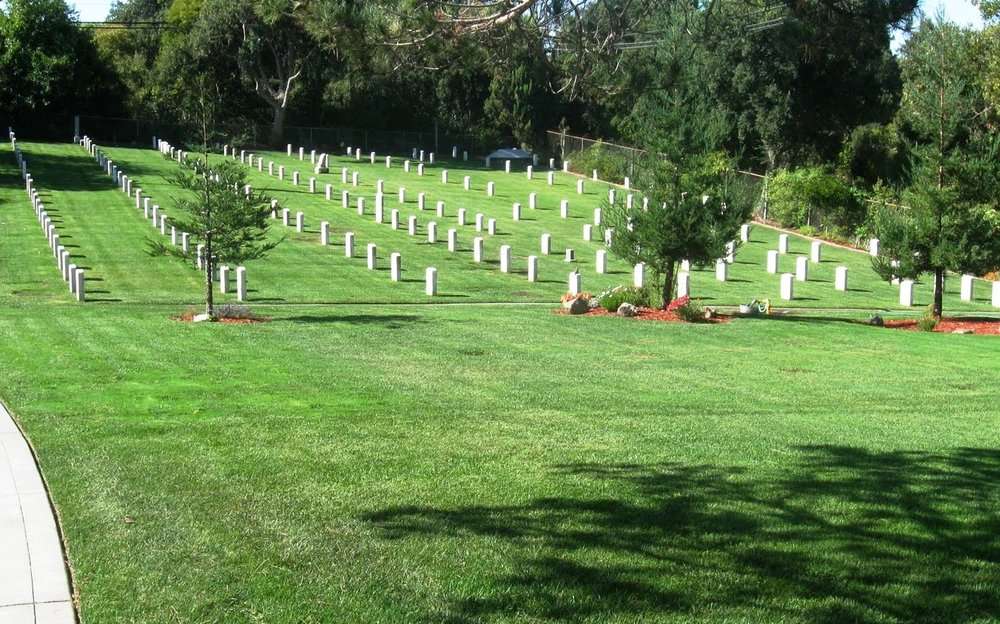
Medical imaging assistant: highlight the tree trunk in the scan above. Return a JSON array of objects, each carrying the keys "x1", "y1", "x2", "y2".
[
  {"x1": 933, "y1": 268, "x2": 944, "y2": 319},
  {"x1": 269, "y1": 105, "x2": 287, "y2": 147},
  {"x1": 205, "y1": 234, "x2": 215, "y2": 318},
  {"x1": 661, "y1": 262, "x2": 676, "y2": 310}
]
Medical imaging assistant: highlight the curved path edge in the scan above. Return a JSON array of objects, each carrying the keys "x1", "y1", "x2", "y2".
[{"x1": 0, "y1": 400, "x2": 76, "y2": 623}]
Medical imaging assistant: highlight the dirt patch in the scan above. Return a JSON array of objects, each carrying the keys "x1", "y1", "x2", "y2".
[{"x1": 884, "y1": 318, "x2": 1000, "y2": 335}]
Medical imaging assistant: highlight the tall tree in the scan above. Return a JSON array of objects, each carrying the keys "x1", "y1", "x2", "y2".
[{"x1": 871, "y1": 19, "x2": 1000, "y2": 317}]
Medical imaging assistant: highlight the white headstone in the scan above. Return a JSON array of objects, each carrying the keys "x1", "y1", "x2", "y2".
[
  {"x1": 780, "y1": 273, "x2": 794, "y2": 300},
  {"x1": 596, "y1": 250, "x2": 607, "y2": 274},
  {"x1": 541, "y1": 233, "x2": 552, "y2": 255},
  {"x1": 326, "y1": 184, "x2": 333, "y2": 201},
  {"x1": 778, "y1": 234, "x2": 789, "y2": 254},
  {"x1": 527, "y1": 256, "x2": 538, "y2": 282},
  {"x1": 766, "y1": 250, "x2": 779, "y2": 274},
  {"x1": 342, "y1": 190, "x2": 350, "y2": 208},
  {"x1": 583, "y1": 224, "x2": 592, "y2": 241},
  {"x1": 500, "y1": 245, "x2": 512, "y2": 273},
  {"x1": 512, "y1": 203, "x2": 521, "y2": 221},
  {"x1": 960, "y1": 274, "x2": 975, "y2": 302},
  {"x1": 408, "y1": 214, "x2": 417, "y2": 235},
  {"x1": 487, "y1": 181, "x2": 495, "y2": 197},
  {"x1": 992, "y1": 281, "x2": 1000, "y2": 308},
  {"x1": 367, "y1": 243, "x2": 377, "y2": 270},
  {"x1": 633, "y1": 263, "x2": 645, "y2": 288},
  {"x1": 869, "y1": 238, "x2": 880, "y2": 257},
  {"x1": 345, "y1": 232, "x2": 355, "y2": 257},
  {"x1": 428, "y1": 221, "x2": 437, "y2": 243},
  {"x1": 464, "y1": 176, "x2": 471, "y2": 191},
  {"x1": 835, "y1": 266, "x2": 849, "y2": 291},
  {"x1": 795, "y1": 256, "x2": 808, "y2": 282},
  {"x1": 741, "y1": 224, "x2": 751, "y2": 242},
  {"x1": 716, "y1": 259, "x2": 728, "y2": 282},
  {"x1": 677, "y1": 272, "x2": 690, "y2": 298},
  {"x1": 235, "y1": 266, "x2": 246, "y2": 301},
  {"x1": 425, "y1": 267, "x2": 437, "y2": 296},
  {"x1": 473, "y1": 237, "x2": 484, "y2": 263},
  {"x1": 296, "y1": 212, "x2": 304, "y2": 232},
  {"x1": 810, "y1": 240, "x2": 822, "y2": 263},
  {"x1": 576, "y1": 179, "x2": 584, "y2": 195},
  {"x1": 560, "y1": 199, "x2": 569, "y2": 219},
  {"x1": 390, "y1": 253, "x2": 402, "y2": 281},
  {"x1": 594, "y1": 208, "x2": 602, "y2": 226},
  {"x1": 529, "y1": 192, "x2": 537, "y2": 210},
  {"x1": 448, "y1": 229, "x2": 457, "y2": 252},
  {"x1": 321, "y1": 221, "x2": 330, "y2": 245},
  {"x1": 219, "y1": 265, "x2": 230, "y2": 293},
  {"x1": 900, "y1": 279, "x2": 914, "y2": 306},
  {"x1": 569, "y1": 271, "x2": 581, "y2": 296}
]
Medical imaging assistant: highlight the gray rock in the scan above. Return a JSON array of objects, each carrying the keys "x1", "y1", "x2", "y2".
[
  {"x1": 569, "y1": 297, "x2": 590, "y2": 315},
  {"x1": 617, "y1": 302, "x2": 638, "y2": 317}
]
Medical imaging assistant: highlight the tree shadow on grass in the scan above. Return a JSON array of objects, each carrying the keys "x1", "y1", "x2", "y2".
[
  {"x1": 279, "y1": 314, "x2": 425, "y2": 327},
  {"x1": 362, "y1": 446, "x2": 1000, "y2": 623}
]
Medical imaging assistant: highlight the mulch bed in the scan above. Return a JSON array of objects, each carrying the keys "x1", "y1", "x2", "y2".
[
  {"x1": 884, "y1": 318, "x2": 1000, "y2": 334},
  {"x1": 557, "y1": 306, "x2": 729, "y2": 324}
]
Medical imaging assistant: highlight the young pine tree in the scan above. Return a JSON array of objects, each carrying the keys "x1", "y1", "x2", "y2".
[
  {"x1": 870, "y1": 19, "x2": 1000, "y2": 317},
  {"x1": 150, "y1": 156, "x2": 280, "y2": 318},
  {"x1": 607, "y1": 153, "x2": 753, "y2": 308}
]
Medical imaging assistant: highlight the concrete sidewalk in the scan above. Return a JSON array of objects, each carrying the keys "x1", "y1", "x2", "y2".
[{"x1": 0, "y1": 402, "x2": 75, "y2": 623}]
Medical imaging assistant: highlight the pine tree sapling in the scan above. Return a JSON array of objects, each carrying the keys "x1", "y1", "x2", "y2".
[
  {"x1": 149, "y1": 155, "x2": 281, "y2": 318},
  {"x1": 607, "y1": 154, "x2": 752, "y2": 308}
]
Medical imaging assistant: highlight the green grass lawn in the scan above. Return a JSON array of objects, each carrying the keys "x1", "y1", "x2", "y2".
[{"x1": 3, "y1": 140, "x2": 1000, "y2": 623}]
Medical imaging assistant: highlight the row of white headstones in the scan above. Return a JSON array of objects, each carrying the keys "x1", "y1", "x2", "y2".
[
  {"x1": 79, "y1": 136, "x2": 250, "y2": 300},
  {"x1": 219, "y1": 142, "x2": 648, "y2": 296},
  {"x1": 12, "y1": 131, "x2": 86, "y2": 300}
]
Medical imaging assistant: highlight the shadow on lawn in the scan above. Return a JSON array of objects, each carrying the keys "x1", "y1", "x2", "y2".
[
  {"x1": 363, "y1": 446, "x2": 1000, "y2": 623},
  {"x1": 279, "y1": 313, "x2": 424, "y2": 327}
]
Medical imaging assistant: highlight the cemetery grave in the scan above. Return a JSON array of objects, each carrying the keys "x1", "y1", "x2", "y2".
[{"x1": 11, "y1": 138, "x2": 993, "y2": 313}]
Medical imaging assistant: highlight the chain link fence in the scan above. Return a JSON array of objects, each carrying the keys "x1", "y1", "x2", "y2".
[
  {"x1": 74, "y1": 115, "x2": 494, "y2": 159},
  {"x1": 547, "y1": 129, "x2": 768, "y2": 216}
]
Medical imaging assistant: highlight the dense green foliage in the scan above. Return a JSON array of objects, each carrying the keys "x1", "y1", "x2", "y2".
[{"x1": 767, "y1": 167, "x2": 864, "y2": 236}]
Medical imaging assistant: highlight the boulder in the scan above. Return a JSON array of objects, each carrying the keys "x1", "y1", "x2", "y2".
[
  {"x1": 617, "y1": 302, "x2": 638, "y2": 317},
  {"x1": 569, "y1": 297, "x2": 590, "y2": 315}
]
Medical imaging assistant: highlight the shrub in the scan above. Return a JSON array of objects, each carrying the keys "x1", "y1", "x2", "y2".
[
  {"x1": 917, "y1": 304, "x2": 939, "y2": 332},
  {"x1": 673, "y1": 299, "x2": 705, "y2": 323},
  {"x1": 767, "y1": 167, "x2": 865, "y2": 236},
  {"x1": 567, "y1": 141, "x2": 630, "y2": 183},
  {"x1": 599, "y1": 286, "x2": 650, "y2": 312}
]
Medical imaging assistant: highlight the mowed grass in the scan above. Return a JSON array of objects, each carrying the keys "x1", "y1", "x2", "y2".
[
  {"x1": 3, "y1": 140, "x2": 1000, "y2": 623},
  {"x1": 2, "y1": 301, "x2": 1000, "y2": 623}
]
